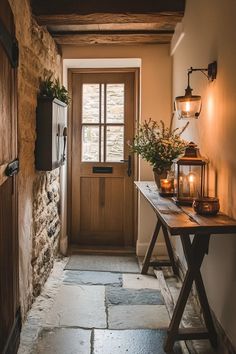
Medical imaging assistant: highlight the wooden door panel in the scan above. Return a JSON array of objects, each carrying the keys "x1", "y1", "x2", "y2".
[
  {"x1": 70, "y1": 71, "x2": 136, "y2": 249},
  {"x1": 0, "y1": 178, "x2": 14, "y2": 349},
  {"x1": 0, "y1": 37, "x2": 14, "y2": 164},
  {"x1": 0, "y1": 0, "x2": 20, "y2": 352},
  {"x1": 104, "y1": 178, "x2": 123, "y2": 232},
  {"x1": 80, "y1": 177, "x2": 124, "y2": 245}
]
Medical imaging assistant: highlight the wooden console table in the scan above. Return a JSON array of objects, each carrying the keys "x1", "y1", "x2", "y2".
[{"x1": 135, "y1": 181, "x2": 236, "y2": 353}]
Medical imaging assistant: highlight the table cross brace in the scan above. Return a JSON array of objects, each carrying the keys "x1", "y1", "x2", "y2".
[
  {"x1": 164, "y1": 233, "x2": 217, "y2": 352},
  {"x1": 141, "y1": 220, "x2": 178, "y2": 275}
]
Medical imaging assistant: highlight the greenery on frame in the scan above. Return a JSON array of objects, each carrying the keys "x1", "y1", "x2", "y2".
[
  {"x1": 39, "y1": 74, "x2": 70, "y2": 105},
  {"x1": 130, "y1": 118, "x2": 189, "y2": 174}
]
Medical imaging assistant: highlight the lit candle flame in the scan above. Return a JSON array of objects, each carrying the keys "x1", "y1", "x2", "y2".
[
  {"x1": 188, "y1": 173, "x2": 195, "y2": 183},
  {"x1": 188, "y1": 173, "x2": 195, "y2": 197}
]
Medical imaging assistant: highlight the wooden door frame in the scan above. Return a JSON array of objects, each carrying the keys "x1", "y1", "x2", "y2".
[
  {"x1": 67, "y1": 67, "x2": 140, "y2": 251},
  {"x1": 0, "y1": 0, "x2": 20, "y2": 351}
]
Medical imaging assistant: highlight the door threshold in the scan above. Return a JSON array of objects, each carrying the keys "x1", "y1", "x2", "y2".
[{"x1": 68, "y1": 244, "x2": 136, "y2": 256}]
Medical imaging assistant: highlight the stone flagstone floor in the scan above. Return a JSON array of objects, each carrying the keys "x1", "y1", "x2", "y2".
[{"x1": 17, "y1": 255, "x2": 217, "y2": 354}]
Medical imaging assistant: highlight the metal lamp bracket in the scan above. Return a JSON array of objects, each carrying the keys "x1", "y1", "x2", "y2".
[
  {"x1": 207, "y1": 61, "x2": 217, "y2": 81},
  {"x1": 184, "y1": 61, "x2": 217, "y2": 97},
  {"x1": 187, "y1": 61, "x2": 217, "y2": 83}
]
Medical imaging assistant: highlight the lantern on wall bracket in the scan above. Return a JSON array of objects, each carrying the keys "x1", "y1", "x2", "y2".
[
  {"x1": 175, "y1": 61, "x2": 217, "y2": 119},
  {"x1": 173, "y1": 142, "x2": 207, "y2": 205}
]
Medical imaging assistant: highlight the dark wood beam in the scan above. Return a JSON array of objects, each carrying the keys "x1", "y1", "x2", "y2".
[
  {"x1": 30, "y1": 1, "x2": 185, "y2": 46},
  {"x1": 53, "y1": 30, "x2": 174, "y2": 36},
  {"x1": 47, "y1": 22, "x2": 177, "y2": 33},
  {"x1": 31, "y1": 0, "x2": 185, "y2": 16},
  {"x1": 52, "y1": 32, "x2": 173, "y2": 45},
  {"x1": 35, "y1": 13, "x2": 184, "y2": 27}
]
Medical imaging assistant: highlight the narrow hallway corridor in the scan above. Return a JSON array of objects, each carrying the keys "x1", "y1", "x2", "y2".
[{"x1": 18, "y1": 255, "x2": 215, "y2": 354}]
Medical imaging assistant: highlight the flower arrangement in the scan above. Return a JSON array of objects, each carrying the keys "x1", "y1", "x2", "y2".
[
  {"x1": 130, "y1": 118, "x2": 189, "y2": 174},
  {"x1": 39, "y1": 74, "x2": 70, "y2": 105}
]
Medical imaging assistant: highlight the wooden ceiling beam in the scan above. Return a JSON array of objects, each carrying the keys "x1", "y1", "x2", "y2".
[
  {"x1": 31, "y1": 0, "x2": 185, "y2": 16},
  {"x1": 35, "y1": 13, "x2": 184, "y2": 27},
  {"x1": 31, "y1": 1, "x2": 185, "y2": 45},
  {"x1": 52, "y1": 33, "x2": 173, "y2": 45},
  {"x1": 47, "y1": 23, "x2": 178, "y2": 33}
]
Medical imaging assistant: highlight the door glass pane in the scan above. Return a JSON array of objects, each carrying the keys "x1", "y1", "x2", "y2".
[
  {"x1": 82, "y1": 126, "x2": 99, "y2": 161},
  {"x1": 82, "y1": 84, "x2": 100, "y2": 123},
  {"x1": 106, "y1": 84, "x2": 124, "y2": 123},
  {"x1": 106, "y1": 126, "x2": 124, "y2": 162}
]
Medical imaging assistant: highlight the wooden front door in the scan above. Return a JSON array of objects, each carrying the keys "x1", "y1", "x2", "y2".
[
  {"x1": 0, "y1": 1, "x2": 20, "y2": 353},
  {"x1": 69, "y1": 71, "x2": 136, "y2": 249}
]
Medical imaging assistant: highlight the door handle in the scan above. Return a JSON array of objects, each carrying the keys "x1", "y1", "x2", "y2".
[
  {"x1": 5, "y1": 159, "x2": 19, "y2": 177},
  {"x1": 120, "y1": 155, "x2": 132, "y2": 177},
  {"x1": 62, "y1": 127, "x2": 67, "y2": 164}
]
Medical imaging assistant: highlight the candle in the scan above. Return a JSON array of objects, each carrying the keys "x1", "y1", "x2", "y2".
[
  {"x1": 160, "y1": 179, "x2": 173, "y2": 193},
  {"x1": 188, "y1": 173, "x2": 195, "y2": 197}
]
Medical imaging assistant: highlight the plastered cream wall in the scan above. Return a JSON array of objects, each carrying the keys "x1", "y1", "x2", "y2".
[
  {"x1": 62, "y1": 45, "x2": 172, "y2": 255},
  {"x1": 172, "y1": 0, "x2": 236, "y2": 348}
]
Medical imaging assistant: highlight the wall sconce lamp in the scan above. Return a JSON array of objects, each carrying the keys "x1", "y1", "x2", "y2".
[{"x1": 175, "y1": 61, "x2": 217, "y2": 119}]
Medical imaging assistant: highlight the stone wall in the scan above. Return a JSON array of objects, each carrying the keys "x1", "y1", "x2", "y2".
[
  {"x1": 9, "y1": 0, "x2": 62, "y2": 317},
  {"x1": 32, "y1": 170, "x2": 61, "y2": 297}
]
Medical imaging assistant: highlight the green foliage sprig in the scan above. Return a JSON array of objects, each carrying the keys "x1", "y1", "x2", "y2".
[
  {"x1": 39, "y1": 74, "x2": 70, "y2": 105},
  {"x1": 130, "y1": 118, "x2": 189, "y2": 174}
]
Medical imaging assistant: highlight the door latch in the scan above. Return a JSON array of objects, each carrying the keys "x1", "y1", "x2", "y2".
[
  {"x1": 120, "y1": 155, "x2": 132, "y2": 177},
  {"x1": 5, "y1": 159, "x2": 19, "y2": 177}
]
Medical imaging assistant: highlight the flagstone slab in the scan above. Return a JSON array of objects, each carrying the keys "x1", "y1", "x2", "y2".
[
  {"x1": 45, "y1": 284, "x2": 106, "y2": 328},
  {"x1": 122, "y1": 273, "x2": 160, "y2": 290},
  {"x1": 65, "y1": 255, "x2": 140, "y2": 273},
  {"x1": 108, "y1": 304, "x2": 169, "y2": 329},
  {"x1": 106, "y1": 287, "x2": 164, "y2": 305},
  {"x1": 32, "y1": 328, "x2": 91, "y2": 354},
  {"x1": 63, "y1": 270, "x2": 122, "y2": 286},
  {"x1": 93, "y1": 329, "x2": 183, "y2": 354}
]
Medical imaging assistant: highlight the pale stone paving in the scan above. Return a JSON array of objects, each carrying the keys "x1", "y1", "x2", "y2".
[
  {"x1": 122, "y1": 273, "x2": 161, "y2": 290},
  {"x1": 18, "y1": 256, "x2": 175, "y2": 354},
  {"x1": 108, "y1": 305, "x2": 169, "y2": 330},
  {"x1": 18, "y1": 255, "x2": 214, "y2": 354},
  {"x1": 45, "y1": 284, "x2": 107, "y2": 328}
]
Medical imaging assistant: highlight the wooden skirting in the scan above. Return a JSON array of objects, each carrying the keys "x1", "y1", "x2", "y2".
[{"x1": 136, "y1": 241, "x2": 167, "y2": 257}]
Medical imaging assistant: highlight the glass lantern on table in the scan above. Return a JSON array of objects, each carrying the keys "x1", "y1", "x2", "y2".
[{"x1": 173, "y1": 142, "x2": 207, "y2": 205}]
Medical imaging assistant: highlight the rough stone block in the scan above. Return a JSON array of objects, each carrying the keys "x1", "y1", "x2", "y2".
[
  {"x1": 123, "y1": 273, "x2": 161, "y2": 290},
  {"x1": 32, "y1": 328, "x2": 91, "y2": 354},
  {"x1": 93, "y1": 329, "x2": 183, "y2": 354},
  {"x1": 63, "y1": 270, "x2": 122, "y2": 286},
  {"x1": 45, "y1": 284, "x2": 107, "y2": 328},
  {"x1": 106, "y1": 287, "x2": 164, "y2": 305},
  {"x1": 108, "y1": 304, "x2": 170, "y2": 329}
]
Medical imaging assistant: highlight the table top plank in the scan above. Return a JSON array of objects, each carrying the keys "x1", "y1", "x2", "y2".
[{"x1": 135, "y1": 182, "x2": 236, "y2": 235}]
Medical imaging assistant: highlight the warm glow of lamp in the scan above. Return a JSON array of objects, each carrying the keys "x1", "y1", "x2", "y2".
[
  {"x1": 175, "y1": 61, "x2": 217, "y2": 119},
  {"x1": 185, "y1": 101, "x2": 191, "y2": 112},
  {"x1": 174, "y1": 142, "x2": 206, "y2": 205},
  {"x1": 160, "y1": 179, "x2": 173, "y2": 193},
  {"x1": 188, "y1": 173, "x2": 195, "y2": 183},
  {"x1": 188, "y1": 173, "x2": 196, "y2": 197}
]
